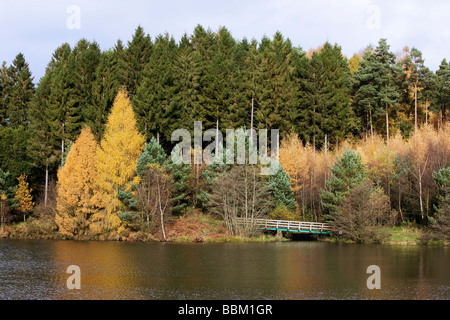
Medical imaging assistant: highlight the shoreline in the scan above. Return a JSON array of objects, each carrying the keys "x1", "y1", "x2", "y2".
[{"x1": 0, "y1": 214, "x2": 448, "y2": 246}]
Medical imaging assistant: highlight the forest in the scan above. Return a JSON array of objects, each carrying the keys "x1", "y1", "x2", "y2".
[{"x1": 0, "y1": 25, "x2": 449, "y2": 243}]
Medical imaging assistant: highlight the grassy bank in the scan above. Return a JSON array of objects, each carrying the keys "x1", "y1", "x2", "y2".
[
  {"x1": 320, "y1": 225, "x2": 449, "y2": 246},
  {"x1": 0, "y1": 213, "x2": 286, "y2": 243},
  {"x1": 1, "y1": 214, "x2": 447, "y2": 245},
  {"x1": 380, "y1": 226, "x2": 449, "y2": 246}
]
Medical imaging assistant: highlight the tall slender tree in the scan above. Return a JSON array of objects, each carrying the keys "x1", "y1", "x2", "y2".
[
  {"x1": 133, "y1": 33, "x2": 177, "y2": 142},
  {"x1": 116, "y1": 26, "x2": 152, "y2": 96},
  {"x1": 56, "y1": 127, "x2": 99, "y2": 236},
  {"x1": 6, "y1": 53, "x2": 35, "y2": 128},
  {"x1": 93, "y1": 90, "x2": 145, "y2": 232}
]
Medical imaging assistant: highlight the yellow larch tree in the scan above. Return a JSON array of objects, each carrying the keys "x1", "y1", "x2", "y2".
[
  {"x1": 279, "y1": 133, "x2": 307, "y2": 196},
  {"x1": 92, "y1": 89, "x2": 145, "y2": 233},
  {"x1": 15, "y1": 174, "x2": 34, "y2": 222},
  {"x1": 56, "y1": 126, "x2": 99, "y2": 236}
]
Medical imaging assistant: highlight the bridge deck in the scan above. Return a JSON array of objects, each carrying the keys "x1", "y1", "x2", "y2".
[{"x1": 235, "y1": 218, "x2": 332, "y2": 234}]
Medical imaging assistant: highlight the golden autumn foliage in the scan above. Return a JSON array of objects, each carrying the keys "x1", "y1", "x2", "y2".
[
  {"x1": 279, "y1": 133, "x2": 331, "y2": 221},
  {"x1": 280, "y1": 123, "x2": 450, "y2": 222},
  {"x1": 56, "y1": 127, "x2": 99, "y2": 236},
  {"x1": 14, "y1": 174, "x2": 34, "y2": 221},
  {"x1": 92, "y1": 89, "x2": 145, "y2": 232}
]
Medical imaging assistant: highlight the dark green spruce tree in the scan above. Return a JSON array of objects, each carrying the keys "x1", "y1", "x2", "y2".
[
  {"x1": 117, "y1": 26, "x2": 152, "y2": 97},
  {"x1": 435, "y1": 59, "x2": 450, "y2": 124},
  {"x1": 171, "y1": 33, "x2": 201, "y2": 134},
  {"x1": 301, "y1": 42, "x2": 357, "y2": 150},
  {"x1": 133, "y1": 33, "x2": 177, "y2": 143}
]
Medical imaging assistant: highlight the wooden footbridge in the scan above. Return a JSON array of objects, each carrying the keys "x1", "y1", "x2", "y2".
[{"x1": 235, "y1": 218, "x2": 333, "y2": 235}]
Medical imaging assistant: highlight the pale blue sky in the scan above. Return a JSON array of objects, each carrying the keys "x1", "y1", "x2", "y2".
[{"x1": 0, "y1": 0, "x2": 448, "y2": 83}]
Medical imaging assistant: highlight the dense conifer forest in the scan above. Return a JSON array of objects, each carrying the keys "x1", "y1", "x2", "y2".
[{"x1": 1, "y1": 25, "x2": 449, "y2": 242}]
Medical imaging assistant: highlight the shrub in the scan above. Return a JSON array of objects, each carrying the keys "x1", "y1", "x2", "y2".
[
  {"x1": 333, "y1": 182, "x2": 393, "y2": 243},
  {"x1": 268, "y1": 204, "x2": 299, "y2": 221}
]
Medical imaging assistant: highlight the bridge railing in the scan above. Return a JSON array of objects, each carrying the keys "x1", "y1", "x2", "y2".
[{"x1": 235, "y1": 217, "x2": 332, "y2": 234}]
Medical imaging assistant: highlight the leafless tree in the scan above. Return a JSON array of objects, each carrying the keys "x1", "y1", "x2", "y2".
[
  {"x1": 135, "y1": 164, "x2": 172, "y2": 240},
  {"x1": 0, "y1": 194, "x2": 10, "y2": 232},
  {"x1": 208, "y1": 164, "x2": 271, "y2": 237},
  {"x1": 333, "y1": 182, "x2": 393, "y2": 243}
]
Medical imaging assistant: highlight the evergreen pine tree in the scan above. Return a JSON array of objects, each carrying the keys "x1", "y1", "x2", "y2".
[
  {"x1": 320, "y1": 149, "x2": 367, "y2": 221},
  {"x1": 267, "y1": 162, "x2": 297, "y2": 211},
  {"x1": 0, "y1": 62, "x2": 12, "y2": 126},
  {"x1": 0, "y1": 126, "x2": 33, "y2": 187},
  {"x1": 28, "y1": 67, "x2": 59, "y2": 207},
  {"x1": 88, "y1": 49, "x2": 121, "y2": 141},
  {"x1": 432, "y1": 168, "x2": 450, "y2": 239},
  {"x1": 401, "y1": 47, "x2": 428, "y2": 135},
  {"x1": 255, "y1": 32, "x2": 297, "y2": 135},
  {"x1": 171, "y1": 33, "x2": 202, "y2": 133},
  {"x1": 167, "y1": 144, "x2": 192, "y2": 214},
  {"x1": 71, "y1": 39, "x2": 101, "y2": 130},
  {"x1": 200, "y1": 27, "x2": 240, "y2": 131},
  {"x1": 136, "y1": 137, "x2": 166, "y2": 177},
  {"x1": 435, "y1": 59, "x2": 450, "y2": 123},
  {"x1": 133, "y1": 34, "x2": 177, "y2": 142},
  {"x1": 301, "y1": 42, "x2": 356, "y2": 149},
  {"x1": 117, "y1": 26, "x2": 152, "y2": 96},
  {"x1": 372, "y1": 39, "x2": 401, "y2": 143},
  {"x1": 6, "y1": 53, "x2": 35, "y2": 128},
  {"x1": 45, "y1": 43, "x2": 83, "y2": 166}
]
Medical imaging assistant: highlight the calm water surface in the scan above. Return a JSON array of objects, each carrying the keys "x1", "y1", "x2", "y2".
[{"x1": 0, "y1": 239, "x2": 448, "y2": 300}]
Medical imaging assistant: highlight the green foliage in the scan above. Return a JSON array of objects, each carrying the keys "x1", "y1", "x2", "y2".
[
  {"x1": 267, "y1": 162, "x2": 297, "y2": 211},
  {"x1": 136, "y1": 137, "x2": 166, "y2": 177},
  {"x1": 353, "y1": 39, "x2": 401, "y2": 139},
  {"x1": 0, "y1": 168, "x2": 17, "y2": 211},
  {"x1": 432, "y1": 167, "x2": 450, "y2": 239},
  {"x1": 133, "y1": 34, "x2": 177, "y2": 141},
  {"x1": 118, "y1": 211, "x2": 139, "y2": 222},
  {"x1": 333, "y1": 182, "x2": 392, "y2": 243},
  {"x1": 116, "y1": 25, "x2": 152, "y2": 96},
  {"x1": 435, "y1": 59, "x2": 450, "y2": 120},
  {"x1": 300, "y1": 42, "x2": 357, "y2": 148},
  {"x1": 320, "y1": 149, "x2": 367, "y2": 221},
  {"x1": 268, "y1": 204, "x2": 298, "y2": 221},
  {"x1": 5, "y1": 53, "x2": 35, "y2": 128},
  {"x1": 0, "y1": 126, "x2": 33, "y2": 186},
  {"x1": 167, "y1": 144, "x2": 192, "y2": 214},
  {"x1": 2, "y1": 25, "x2": 450, "y2": 237},
  {"x1": 117, "y1": 186, "x2": 138, "y2": 211}
]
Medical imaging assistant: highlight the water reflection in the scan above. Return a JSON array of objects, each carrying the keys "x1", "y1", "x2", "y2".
[{"x1": 0, "y1": 240, "x2": 448, "y2": 300}]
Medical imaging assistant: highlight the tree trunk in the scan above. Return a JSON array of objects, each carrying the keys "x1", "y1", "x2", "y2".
[
  {"x1": 216, "y1": 119, "x2": 219, "y2": 153},
  {"x1": 157, "y1": 176, "x2": 166, "y2": 241},
  {"x1": 414, "y1": 85, "x2": 418, "y2": 135},
  {"x1": 250, "y1": 97, "x2": 254, "y2": 142},
  {"x1": 369, "y1": 106, "x2": 374, "y2": 143},
  {"x1": 386, "y1": 104, "x2": 389, "y2": 145},
  {"x1": 44, "y1": 164, "x2": 49, "y2": 207},
  {"x1": 419, "y1": 166, "x2": 424, "y2": 219},
  {"x1": 61, "y1": 123, "x2": 65, "y2": 166},
  {"x1": 398, "y1": 182, "x2": 404, "y2": 222},
  {"x1": 1, "y1": 202, "x2": 4, "y2": 231}
]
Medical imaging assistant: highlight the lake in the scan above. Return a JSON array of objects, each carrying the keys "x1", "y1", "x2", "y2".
[{"x1": 0, "y1": 239, "x2": 448, "y2": 300}]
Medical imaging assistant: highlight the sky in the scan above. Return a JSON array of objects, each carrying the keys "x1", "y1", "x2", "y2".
[{"x1": 0, "y1": 0, "x2": 449, "y2": 83}]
